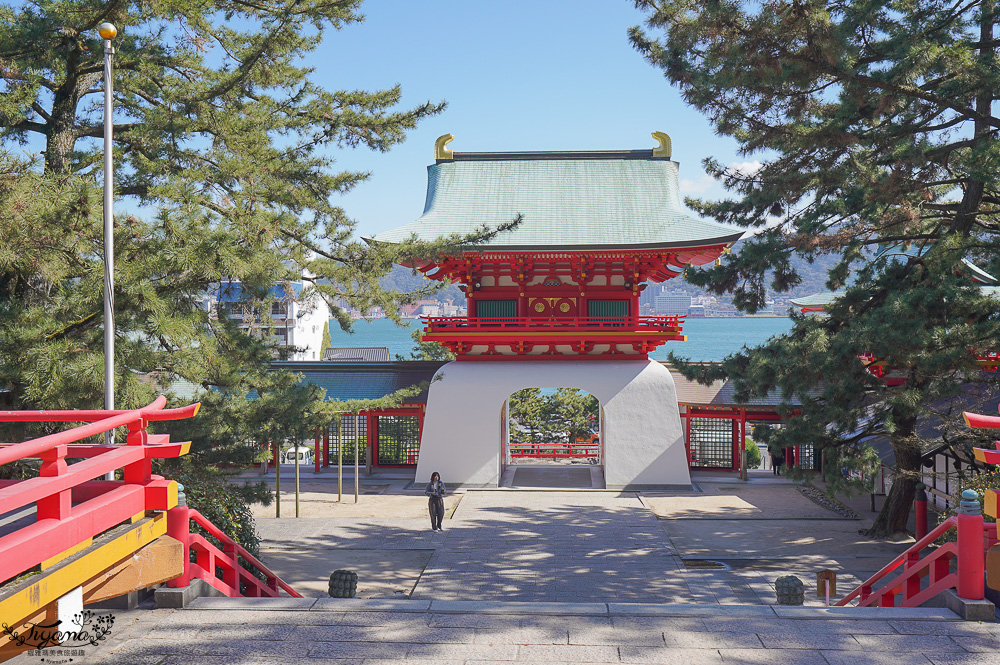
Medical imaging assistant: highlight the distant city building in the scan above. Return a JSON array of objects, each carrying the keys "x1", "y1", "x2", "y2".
[
  {"x1": 688, "y1": 304, "x2": 706, "y2": 318},
  {"x1": 655, "y1": 290, "x2": 692, "y2": 316},
  {"x1": 706, "y1": 302, "x2": 741, "y2": 317},
  {"x1": 639, "y1": 283, "x2": 662, "y2": 310}
]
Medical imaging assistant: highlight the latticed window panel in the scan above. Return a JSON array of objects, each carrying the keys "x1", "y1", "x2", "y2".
[
  {"x1": 376, "y1": 415, "x2": 421, "y2": 466},
  {"x1": 476, "y1": 300, "x2": 517, "y2": 321},
  {"x1": 587, "y1": 299, "x2": 629, "y2": 323},
  {"x1": 798, "y1": 444, "x2": 821, "y2": 470},
  {"x1": 689, "y1": 417, "x2": 734, "y2": 468},
  {"x1": 330, "y1": 415, "x2": 367, "y2": 462}
]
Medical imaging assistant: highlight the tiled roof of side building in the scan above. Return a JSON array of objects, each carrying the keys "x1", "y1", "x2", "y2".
[
  {"x1": 366, "y1": 137, "x2": 743, "y2": 251},
  {"x1": 667, "y1": 364, "x2": 817, "y2": 408},
  {"x1": 322, "y1": 347, "x2": 390, "y2": 362},
  {"x1": 788, "y1": 291, "x2": 846, "y2": 308},
  {"x1": 270, "y1": 361, "x2": 447, "y2": 403}
]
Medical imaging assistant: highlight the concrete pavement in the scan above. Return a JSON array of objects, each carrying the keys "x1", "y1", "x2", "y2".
[
  {"x1": 8, "y1": 474, "x2": 990, "y2": 663},
  {"x1": 31, "y1": 598, "x2": 996, "y2": 664}
]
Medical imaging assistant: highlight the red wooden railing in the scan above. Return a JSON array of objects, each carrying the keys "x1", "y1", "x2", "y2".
[
  {"x1": 0, "y1": 396, "x2": 197, "y2": 584},
  {"x1": 836, "y1": 516, "x2": 993, "y2": 607},
  {"x1": 839, "y1": 404, "x2": 1000, "y2": 608},
  {"x1": 0, "y1": 396, "x2": 300, "y2": 600},
  {"x1": 422, "y1": 315, "x2": 684, "y2": 333},
  {"x1": 166, "y1": 503, "x2": 301, "y2": 598}
]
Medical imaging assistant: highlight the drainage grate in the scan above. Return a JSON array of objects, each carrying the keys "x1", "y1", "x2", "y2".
[{"x1": 681, "y1": 559, "x2": 729, "y2": 570}]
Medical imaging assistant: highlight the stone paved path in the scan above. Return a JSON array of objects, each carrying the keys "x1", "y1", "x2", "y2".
[
  {"x1": 26, "y1": 598, "x2": 995, "y2": 665},
  {"x1": 412, "y1": 491, "x2": 689, "y2": 601},
  {"x1": 254, "y1": 490, "x2": 875, "y2": 605}
]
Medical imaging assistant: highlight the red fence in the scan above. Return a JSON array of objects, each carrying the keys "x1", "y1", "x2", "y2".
[
  {"x1": 509, "y1": 443, "x2": 600, "y2": 458},
  {"x1": 0, "y1": 396, "x2": 300, "y2": 600},
  {"x1": 0, "y1": 396, "x2": 197, "y2": 584}
]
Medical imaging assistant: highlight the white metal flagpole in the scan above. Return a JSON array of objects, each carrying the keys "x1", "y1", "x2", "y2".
[{"x1": 99, "y1": 22, "x2": 116, "y2": 453}]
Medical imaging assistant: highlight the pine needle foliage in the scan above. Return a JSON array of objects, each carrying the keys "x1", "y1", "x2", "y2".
[
  {"x1": 0, "y1": 1, "x2": 513, "y2": 542},
  {"x1": 632, "y1": 0, "x2": 1000, "y2": 535}
]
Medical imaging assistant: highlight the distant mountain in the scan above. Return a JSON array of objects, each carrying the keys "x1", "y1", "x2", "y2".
[
  {"x1": 380, "y1": 265, "x2": 464, "y2": 302},
  {"x1": 657, "y1": 238, "x2": 843, "y2": 301}
]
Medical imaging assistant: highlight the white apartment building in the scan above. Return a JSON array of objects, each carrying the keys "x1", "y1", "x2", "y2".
[{"x1": 216, "y1": 279, "x2": 331, "y2": 361}]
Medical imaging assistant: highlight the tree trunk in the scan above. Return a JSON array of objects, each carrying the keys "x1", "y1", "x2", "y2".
[{"x1": 864, "y1": 411, "x2": 922, "y2": 538}]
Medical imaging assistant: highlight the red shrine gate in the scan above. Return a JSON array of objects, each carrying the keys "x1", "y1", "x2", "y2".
[{"x1": 366, "y1": 133, "x2": 742, "y2": 487}]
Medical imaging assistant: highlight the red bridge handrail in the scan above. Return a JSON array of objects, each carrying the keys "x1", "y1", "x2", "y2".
[
  {"x1": 0, "y1": 397, "x2": 199, "y2": 466},
  {"x1": 0, "y1": 401, "x2": 200, "y2": 424},
  {"x1": 0, "y1": 397, "x2": 199, "y2": 585},
  {"x1": 836, "y1": 517, "x2": 957, "y2": 607},
  {"x1": 183, "y1": 508, "x2": 301, "y2": 598}
]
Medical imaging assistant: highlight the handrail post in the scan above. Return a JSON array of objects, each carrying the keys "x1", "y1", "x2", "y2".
[
  {"x1": 123, "y1": 416, "x2": 151, "y2": 484},
  {"x1": 166, "y1": 484, "x2": 191, "y2": 588},
  {"x1": 914, "y1": 482, "x2": 928, "y2": 540},
  {"x1": 957, "y1": 489, "x2": 985, "y2": 600},
  {"x1": 37, "y1": 444, "x2": 70, "y2": 520}
]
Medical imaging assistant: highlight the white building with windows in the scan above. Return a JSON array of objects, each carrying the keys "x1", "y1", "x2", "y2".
[
  {"x1": 215, "y1": 279, "x2": 331, "y2": 361},
  {"x1": 655, "y1": 290, "x2": 692, "y2": 316}
]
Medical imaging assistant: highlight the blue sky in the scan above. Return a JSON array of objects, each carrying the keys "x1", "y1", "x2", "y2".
[{"x1": 314, "y1": 1, "x2": 749, "y2": 238}]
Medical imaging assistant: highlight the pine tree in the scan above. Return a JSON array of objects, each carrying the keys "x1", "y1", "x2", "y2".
[
  {"x1": 632, "y1": 0, "x2": 1000, "y2": 535},
  {"x1": 0, "y1": 1, "x2": 503, "y2": 544}
]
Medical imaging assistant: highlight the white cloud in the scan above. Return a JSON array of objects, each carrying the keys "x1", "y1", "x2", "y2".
[
  {"x1": 679, "y1": 173, "x2": 716, "y2": 196},
  {"x1": 728, "y1": 160, "x2": 763, "y2": 176}
]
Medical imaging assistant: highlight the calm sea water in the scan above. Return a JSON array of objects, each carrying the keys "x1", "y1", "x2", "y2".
[{"x1": 328, "y1": 317, "x2": 794, "y2": 362}]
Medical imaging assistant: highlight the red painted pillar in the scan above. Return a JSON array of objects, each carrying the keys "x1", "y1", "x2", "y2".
[
  {"x1": 367, "y1": 413, "x2": 376, "y2": 468},
  {"x1": 684, "y1": 411, "x2": 692, "y2": 467},
  {"x1": 166, "y1": 485, "x2": 191, "y2": 588},
  {"x1": 957, "y1": 489, "x2": 985, "y2": 600},
  {"x1": 739, "y1": 409, "x2": 747, "y2": 478},
  {"x1": 914, "y1": 482, "x2": 928, "y2": 540},
  {"x1": 314, "y1": 427, "x2": 321, "y2": 473}
]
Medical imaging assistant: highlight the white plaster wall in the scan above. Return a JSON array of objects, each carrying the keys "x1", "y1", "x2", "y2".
[
  {"x1": 415, "y1": 360, "x2": 690, "y2": 488},
  {"x1": 289, "y1": 293, "x2": 331, "y2": 360}
]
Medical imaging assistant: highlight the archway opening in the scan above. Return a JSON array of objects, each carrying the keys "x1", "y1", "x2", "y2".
[{"x1": 501, "y1": 387, "x2": 604, "y2": 488}]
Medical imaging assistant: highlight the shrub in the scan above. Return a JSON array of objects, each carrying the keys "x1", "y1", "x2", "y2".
[{"x1": 745, "y1": 438, "x2": 762, "y2": 469}]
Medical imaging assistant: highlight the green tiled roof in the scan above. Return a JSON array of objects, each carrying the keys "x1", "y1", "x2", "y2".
[
  {"x1": 368, "y1": 154, "x2": 743, "y2": 250},
  {"x1": 789, "y1": 291, "x2": 846, "y2": 308}
]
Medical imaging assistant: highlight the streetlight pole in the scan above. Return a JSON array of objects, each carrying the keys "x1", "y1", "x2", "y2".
[{"x1": 99, "y1": 22, "x2": 116, "y2": 450}]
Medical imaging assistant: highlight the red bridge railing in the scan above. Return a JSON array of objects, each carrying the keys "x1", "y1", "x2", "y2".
[
  {"x1": 836, "y1": 515, "x2": 993, "y2": 607},
  {"x1": 167, "y1": 503, "x2": 301, "y2": 598},
  {"x1": 0, "y1": 396, "x2": 197, "y2": 584},
  {"x1": 0, "y1": 397, "x2": 301, "y2": 600},
  {"x1": 839, "y1": 405, "x2": 1000, "y2": 608}
]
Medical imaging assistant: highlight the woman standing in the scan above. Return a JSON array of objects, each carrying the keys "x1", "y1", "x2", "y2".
[{"x1": 425, "y1": 471, "x2": 446, "y2": 531}]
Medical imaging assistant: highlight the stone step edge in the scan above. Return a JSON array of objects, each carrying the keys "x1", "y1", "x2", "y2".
[{"x1": 183, "y1": 597, "x2": 960, "y2": 621}]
